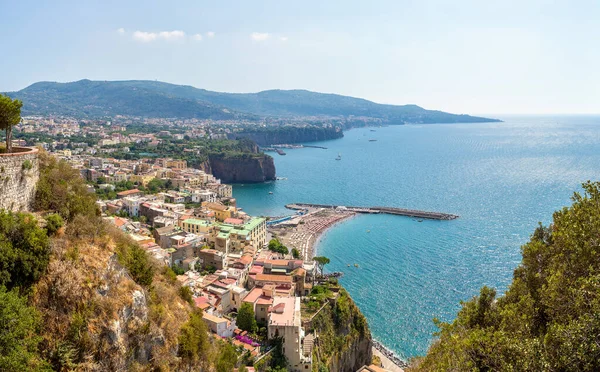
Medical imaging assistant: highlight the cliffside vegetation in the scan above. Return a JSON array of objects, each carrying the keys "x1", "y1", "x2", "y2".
[
  {"x1": 305, "y1": 282, "x2": 372, "y2": 372},
  {"x1": 0, "y1": 150, "x2": 236, "y2": 370},
  {"x1": 411, "y1": 181, "x2": 600, "y2": 371}
]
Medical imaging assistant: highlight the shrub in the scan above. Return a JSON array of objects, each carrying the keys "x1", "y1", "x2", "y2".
[
  {"x1": 45, "y1": 213, "x2": 64, "y2": 236},
  {"x1": 0, "y1": 286, "x2": 49, "y2": 371},
  {"x1": 34, "y1": 151, "x2": 98, "y2": 221},
  {"x1": 179, "y1": 286, "x2": 194, "y2": 304},
  {"x1": 0, "y1": 211, "x2": 50, "y2": 290},
  {"x1": 21, "y1": 159, "x2": 32, "y2": 170},
  {"x1": 116, "y1": 242, "x2": 155, "y2": 287},
  {"x1": 178, "y1": 310, "x2": 210, "y2": 369}
]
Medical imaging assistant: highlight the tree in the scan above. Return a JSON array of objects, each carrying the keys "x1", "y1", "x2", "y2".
[
  {"x1": 291, "y1": 247, "x2": 300, "y2": 259},
  {"x1": 0, "y1": 286, "x2": 49, "y2": 371},
  {"x1": 237, "y1": 302, "x2": 258, "y2": 333},
  {"x1": 215, "y1": 342, "x2": 238, "y2": 372},
  {"x1": 178, "y1": 310, "x2": 210, "y2": 369},
  {"x1": 0, "y1": 94, "x2": 23, "y2": 153},
  {"x1": 268, "y1": 239, "x2": 288, "y2": 255},
  {"x1": 412, "y1": 181, "x2": 600, "y2": 371},
  {"x1": 313, "y1": 256, "x2": 330, "y2": 277}
]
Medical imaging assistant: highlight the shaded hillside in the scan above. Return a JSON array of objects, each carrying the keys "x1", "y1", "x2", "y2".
[
  {"x1": 7, "y1": 79, "x2": 500, "y2": 123},
  {"x1": 227, "y1": 126, "x2": 344, "y2": 145},
  {"x1": 410, "y1": 181, "x2": 600, "y2": 371},
  {"x1": 6, "y1": 80, "x2": 245, "y2": 119}
]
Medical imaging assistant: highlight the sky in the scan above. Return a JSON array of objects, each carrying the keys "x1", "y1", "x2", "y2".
[{"x1": 1, "y1": 0, "x2": 598, "y2": 115}]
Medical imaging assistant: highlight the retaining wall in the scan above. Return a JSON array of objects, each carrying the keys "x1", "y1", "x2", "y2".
[{"x1": 0, "y1": 147, "x2": 39, "y2": 212}]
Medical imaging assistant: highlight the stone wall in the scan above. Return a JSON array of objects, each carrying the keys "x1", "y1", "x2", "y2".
[{"x1": 0, "y1": 147, "x2": 39, "y2": 212}]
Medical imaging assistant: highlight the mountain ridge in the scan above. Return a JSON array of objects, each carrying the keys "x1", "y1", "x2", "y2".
[{"x1": 6, "y1": 79, "x2": 501, "y2": 123}]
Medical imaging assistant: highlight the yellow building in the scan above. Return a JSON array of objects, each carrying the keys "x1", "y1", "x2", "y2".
[
  {"x1": 129, "y1": 172, "x2": 156, "y2": 186},
  {"x1": 202, "y1": 202, "x2": 236, "y2": 222}
]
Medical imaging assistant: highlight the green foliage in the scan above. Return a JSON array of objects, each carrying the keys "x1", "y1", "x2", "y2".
[
  {"x1": 291, "y1": 247, "x2": 300, "y2": 259},
  {"x1": 178, "y1": 310, "x2": 211, "y2": 369},
  {"x1": 215, "y1": 341, "x2": 238, "y2": 372},
  {"x1": 313, "y1": 256, "x2": 330, "y2": 276},
  {"x1": 8, "y1": 80, "x2": 498, "y2": 124},
  {"x1": 115, "y1": 237, "x2": 155, "y2": 287},
  {"x1": 0, "y1": 286, "x2": 50, "y2": 371},
  {"x1": 413, "y1": 181, "x2": 600, "y2": 371},
  {"x1": 0, "y1": 94, "x2": 23, "y2": 153},
  {"x1": 179, "y1": 286, "x2": 194, "y2": 305},
  {"x1": 22, "y1": 159, "x2": 33, "y2": 170},
  {"x1": 0, "y1": 211, "x2": 50, "y2": 290},
  {"x1": 237, "y1": 302, "x2": 258, "y2": 333},
  {"x1": 44, "y1": 213, "x2": 64, "y2": 236},
  {"x1": 171, "y1": 264, "x2": 185, "y2": 275},
  {"x1": 268, "y1": 238, "x2": 289, "y2": 255},
  {"x1": 145, "y1": 177, "x2": 172, "y2": 194},
  {"x1": 34, "y1": 151, "x2": 98, "y2": 221}
]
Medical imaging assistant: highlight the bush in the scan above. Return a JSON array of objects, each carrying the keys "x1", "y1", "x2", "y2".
[
  {"x1": 114, "y1": 236, "x2": 155, "y2": 287},
  {"x1": 45, "y1": 213, "x2": 64, "y2": 236},
  {"x1": 171, "y1": 265, "x2": 185, "y2": 275},
  {"x1": 34, "y1": 151, "x2": 98, "y2": 221},
  {"x1": 21, "y1": 159, "x2": 32, "y2": 170},
  {"x1": 0, "y1": 211, "x2": 50, "y2": 290},
  {"x1": 0, "y1": 286, "x2": 49, "y2": 371},
  {"x1": 178, "y1": 310, "x2": 210, "y2": 369},
  {"x1": 179, "y1": 286, "x2": 194, "y2": 304}
]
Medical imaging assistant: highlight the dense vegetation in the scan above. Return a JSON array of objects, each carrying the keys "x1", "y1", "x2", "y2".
[
  {"x1": 6, "y1": 79, "x2": 499, "y2": 123},
  {"x1": 411, "y1": 181, "x2": 600, "y2": 371},
  {"x1": 106, "y1": 136, "x2": 262, "y2": 168}
]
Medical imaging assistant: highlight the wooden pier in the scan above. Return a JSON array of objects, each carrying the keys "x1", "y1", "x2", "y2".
[{"x1": 285, "y1": 203, "x2": 458, "y2": 220}]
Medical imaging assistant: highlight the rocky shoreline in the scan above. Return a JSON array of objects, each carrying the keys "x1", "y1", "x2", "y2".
[{"x1": 373, "y1": 340, "x2": 409, "y2": 370}]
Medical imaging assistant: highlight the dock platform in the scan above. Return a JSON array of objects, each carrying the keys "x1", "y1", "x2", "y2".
[{"x1": 286, "y1": 203, "x2": 458, "y2": 220}]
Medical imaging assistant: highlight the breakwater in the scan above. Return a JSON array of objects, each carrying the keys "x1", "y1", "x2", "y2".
[{"x1": 286, "y1": 203, "x2": 458, "y2": 220}]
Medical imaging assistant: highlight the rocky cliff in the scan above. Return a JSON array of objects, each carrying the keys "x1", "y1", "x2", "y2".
[
  {"x1": 206, "y1": 153, "x2": 276, "y2": 183},
  {"x1": 228, "y1": 126, "x2": 344, "y2": 146},
  {"x1": 309, "y1": 289, "x2": 373, "y2": 372}
]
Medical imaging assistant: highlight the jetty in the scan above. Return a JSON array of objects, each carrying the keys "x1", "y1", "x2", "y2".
[{"x1": 285, "y1": 203, "x2": 458, "y2": 220}]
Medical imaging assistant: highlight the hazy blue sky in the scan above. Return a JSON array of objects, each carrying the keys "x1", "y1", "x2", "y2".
[{"x1": 1, "y1": 0, "x2": 598, "y2": 114}]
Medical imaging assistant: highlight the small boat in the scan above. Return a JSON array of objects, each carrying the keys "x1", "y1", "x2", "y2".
[
  {"x1": 268, "y1": 191, "x2": 273, "y2": 195},
  {"x1": 366, "y1": 230, "x2": 370, "y2": 233},
  {"x1": 354, "y1": 263, "x2": 359, "y2": 268},
  {"x1": 370, "y1": 129, "x2": 376, "y2": 132},
  {"x1": 347, "y1": 264, "x2": 351, "y2": 267},
  {"x1": 418, "y1": 219, "x2": 423, "y2": 222},
  {"x1": 369, "y1": 139, "x2": 377, "y2": 142},
  {"x1": 335, "y1": 153, "x2": 342, "y2": 160}
]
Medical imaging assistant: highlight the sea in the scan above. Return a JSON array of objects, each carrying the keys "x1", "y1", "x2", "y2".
[{"x1": 232, "y1": 115, "x2": 600, "y2": 360}]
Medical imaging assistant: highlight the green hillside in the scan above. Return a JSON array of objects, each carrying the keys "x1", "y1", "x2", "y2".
[{"x1": 6, "y1": 79, "x2": 500, "y2": 123}]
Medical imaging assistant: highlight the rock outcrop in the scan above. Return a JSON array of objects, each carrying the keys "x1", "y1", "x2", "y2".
[
  {"x1": 207, "y1": 153, "x2": 276, "y2": 183},
  {"x1": 308, "y1": 289, "x2": 373, "y2": 372}
]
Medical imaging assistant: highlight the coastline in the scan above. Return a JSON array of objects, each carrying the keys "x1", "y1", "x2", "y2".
[
  {"x1": 268, "y1": 207, "x2": 356, "y2": 260},
  {"x1": 268, "y1": 208, "x2": 411, "y2": 371}
]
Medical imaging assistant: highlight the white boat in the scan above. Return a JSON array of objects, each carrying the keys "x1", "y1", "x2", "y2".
[{"x1": 335, "y1": 153, "x2": 342, "y2": 160}]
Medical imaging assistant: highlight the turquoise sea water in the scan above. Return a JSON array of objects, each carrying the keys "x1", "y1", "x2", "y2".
[{"x1": 232, "y1": 116, "x2": 600, "y2": 360}]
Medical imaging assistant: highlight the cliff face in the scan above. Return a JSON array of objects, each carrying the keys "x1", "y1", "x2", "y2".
[
  {"x1": 309, "y1": 289, "x2": 373, "y2": 372},
  {"x1": 229, "y1": 126, "x2": 344, "y2": 146},
  {"x1": 208, "y1": 153, "x2": 276, "y2": 183}
]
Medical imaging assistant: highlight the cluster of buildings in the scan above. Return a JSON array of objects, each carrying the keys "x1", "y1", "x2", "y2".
[{"x1": 102, "y1": 187, "x2": 316, "y2": 371}]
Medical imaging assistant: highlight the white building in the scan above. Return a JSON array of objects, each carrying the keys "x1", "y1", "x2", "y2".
[{"x1": 268, "y1": 297, "x2": 312, "y2": 371}]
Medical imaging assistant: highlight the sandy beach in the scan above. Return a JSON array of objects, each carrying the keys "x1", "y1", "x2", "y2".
[{"x1": 268, "y1": 207, "x2": 355, "y2": 260}]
